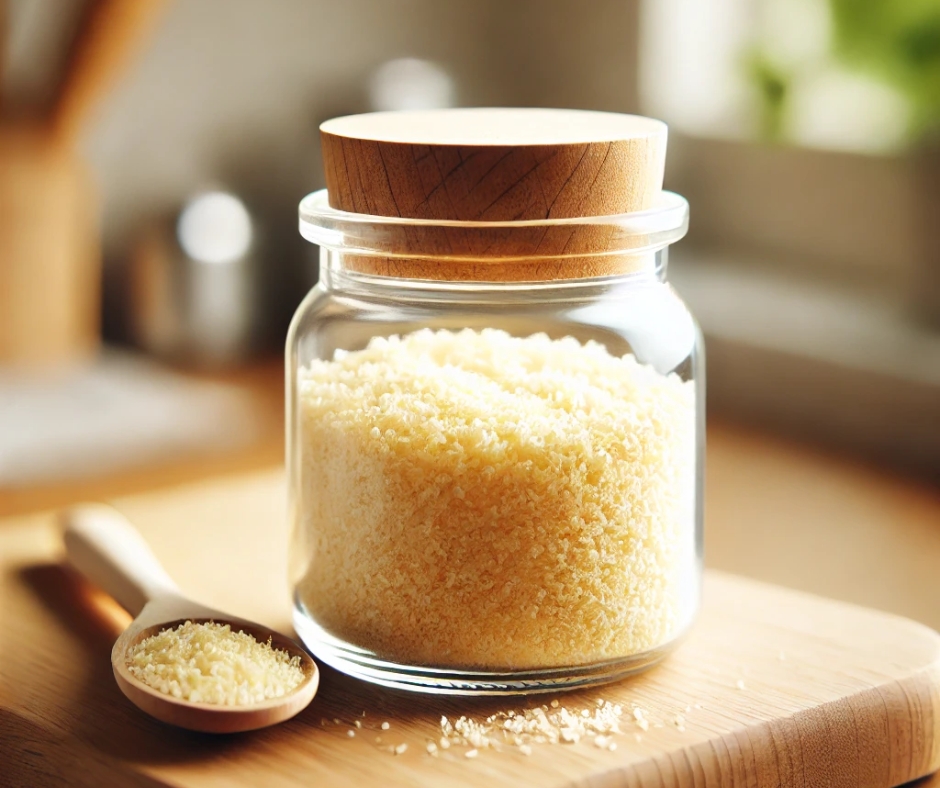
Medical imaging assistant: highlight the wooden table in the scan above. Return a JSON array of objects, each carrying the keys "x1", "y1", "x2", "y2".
[{"x1": 2, "y1": 363, "x2": 938, "y2": 786}]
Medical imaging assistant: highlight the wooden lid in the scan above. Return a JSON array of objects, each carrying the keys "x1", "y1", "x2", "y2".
[
  {"x1": 317, "y1": 108, "x2": 671, "y2": 281},
  {"x1": 321, "y1": 108, "x2": 667, "y2": 221}
]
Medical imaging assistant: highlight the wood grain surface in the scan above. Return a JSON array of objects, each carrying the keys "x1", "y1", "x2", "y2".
[
  {"x1": 2, "y1": 470, "x2": 939, "y2": 787},
  {"x1": 317, "y1": 108, "x2": 669, "y2": 281},
  {"x1": 320, "y1": 109, "x2": 666, "y2": 221}
]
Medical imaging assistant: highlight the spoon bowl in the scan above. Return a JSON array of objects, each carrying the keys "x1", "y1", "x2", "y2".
[{"x1": 64, "y1": 505, "x2": 319, "y2": 733}]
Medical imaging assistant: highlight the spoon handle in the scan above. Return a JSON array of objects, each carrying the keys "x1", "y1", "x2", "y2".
[{"x1": 63, "y1": 505, "x2": 179, "y2": 616}]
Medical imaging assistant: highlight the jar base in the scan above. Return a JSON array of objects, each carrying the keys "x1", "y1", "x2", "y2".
[{"x1": 292, "y1": 600, "x2": 685, "y2": 695}]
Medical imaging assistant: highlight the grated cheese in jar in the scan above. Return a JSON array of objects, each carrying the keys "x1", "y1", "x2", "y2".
[
  {"x1": 126, "y1": 621, "x2": 305, "y2": 705},
  {"x1": 294, "y1": 328, "x2": 696, "y2": 669}
]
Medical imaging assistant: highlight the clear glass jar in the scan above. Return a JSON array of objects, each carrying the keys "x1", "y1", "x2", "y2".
[{"x1": 287, "y1": 188, "x2": 702, "y2": 694}]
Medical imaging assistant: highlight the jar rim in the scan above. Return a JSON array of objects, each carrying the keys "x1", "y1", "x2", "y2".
[{"x1": 298, "y1": 189, "x2": 688, "y2": 261}]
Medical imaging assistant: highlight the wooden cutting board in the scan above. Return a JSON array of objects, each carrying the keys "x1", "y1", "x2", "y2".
[{"x1": 1, "y1": 470, "x2": 938, "y2": 788}]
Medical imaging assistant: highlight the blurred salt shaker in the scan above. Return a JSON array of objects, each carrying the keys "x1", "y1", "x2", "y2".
[{"x1": 128, "y1": 191, "x2": 265, "y2": 366}]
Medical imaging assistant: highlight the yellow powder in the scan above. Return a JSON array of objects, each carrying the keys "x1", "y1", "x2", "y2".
[
  {"x1": 294, "y1": 328, "x2": 696, "y2": 669},
  {"x1": 127, "y1": 621, "x2": 305, "y2": 705}
]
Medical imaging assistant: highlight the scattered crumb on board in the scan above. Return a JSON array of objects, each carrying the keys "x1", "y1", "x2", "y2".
[{"x1": 317, "y1": 697, "x2": 700, "y2": 758}]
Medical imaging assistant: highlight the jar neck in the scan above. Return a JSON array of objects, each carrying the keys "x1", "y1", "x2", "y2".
[{"x1": 319, "y1": 248, "x2": 669, "y2": 300}]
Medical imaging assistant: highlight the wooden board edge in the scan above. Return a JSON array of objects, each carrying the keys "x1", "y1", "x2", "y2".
[{"x1": 582, "y1": 659, "x2": 940, "y2": 788}]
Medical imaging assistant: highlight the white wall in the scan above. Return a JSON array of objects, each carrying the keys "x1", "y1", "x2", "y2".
[{"x1": 81, "y1": 0, "x2": 641, "y2": 259}]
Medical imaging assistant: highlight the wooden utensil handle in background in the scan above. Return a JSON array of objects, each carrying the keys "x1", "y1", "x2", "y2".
[
  {"x1": 63, "y1": 504, "x2": 179, "y2": 616},
  {"x1": 50, "y1": 0, "x2": 167, "y2": 146}
]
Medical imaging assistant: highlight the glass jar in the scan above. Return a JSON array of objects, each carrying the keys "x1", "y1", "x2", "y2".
[{"x1": 287, "y1": 186, "x2": 703, "y2": 694}]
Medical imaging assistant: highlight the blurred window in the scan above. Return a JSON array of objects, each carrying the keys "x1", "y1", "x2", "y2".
[
  {"x1": 638, "y1": 0, "x2": 940, "y2": 305},
  {"x1": 640, "y1": 0, "x2": 937, "y2": 154}
]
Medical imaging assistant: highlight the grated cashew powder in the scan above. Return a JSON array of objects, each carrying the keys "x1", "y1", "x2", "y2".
[
  {"x1": 294, "y1": 328, "x2": 696, "y2": 669},
  {"x1": 127, "y1": 621, "x2": 305, "y2": 705}
]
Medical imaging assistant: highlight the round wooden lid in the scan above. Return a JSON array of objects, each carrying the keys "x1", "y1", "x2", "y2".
[{"x1": 320, "y1": 108, "x2": 667, "y2": 222}]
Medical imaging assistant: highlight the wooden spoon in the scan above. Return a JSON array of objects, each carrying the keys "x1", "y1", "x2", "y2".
[{"x1": 62, "y1": 504, "x2": 319, "y2": 733}]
